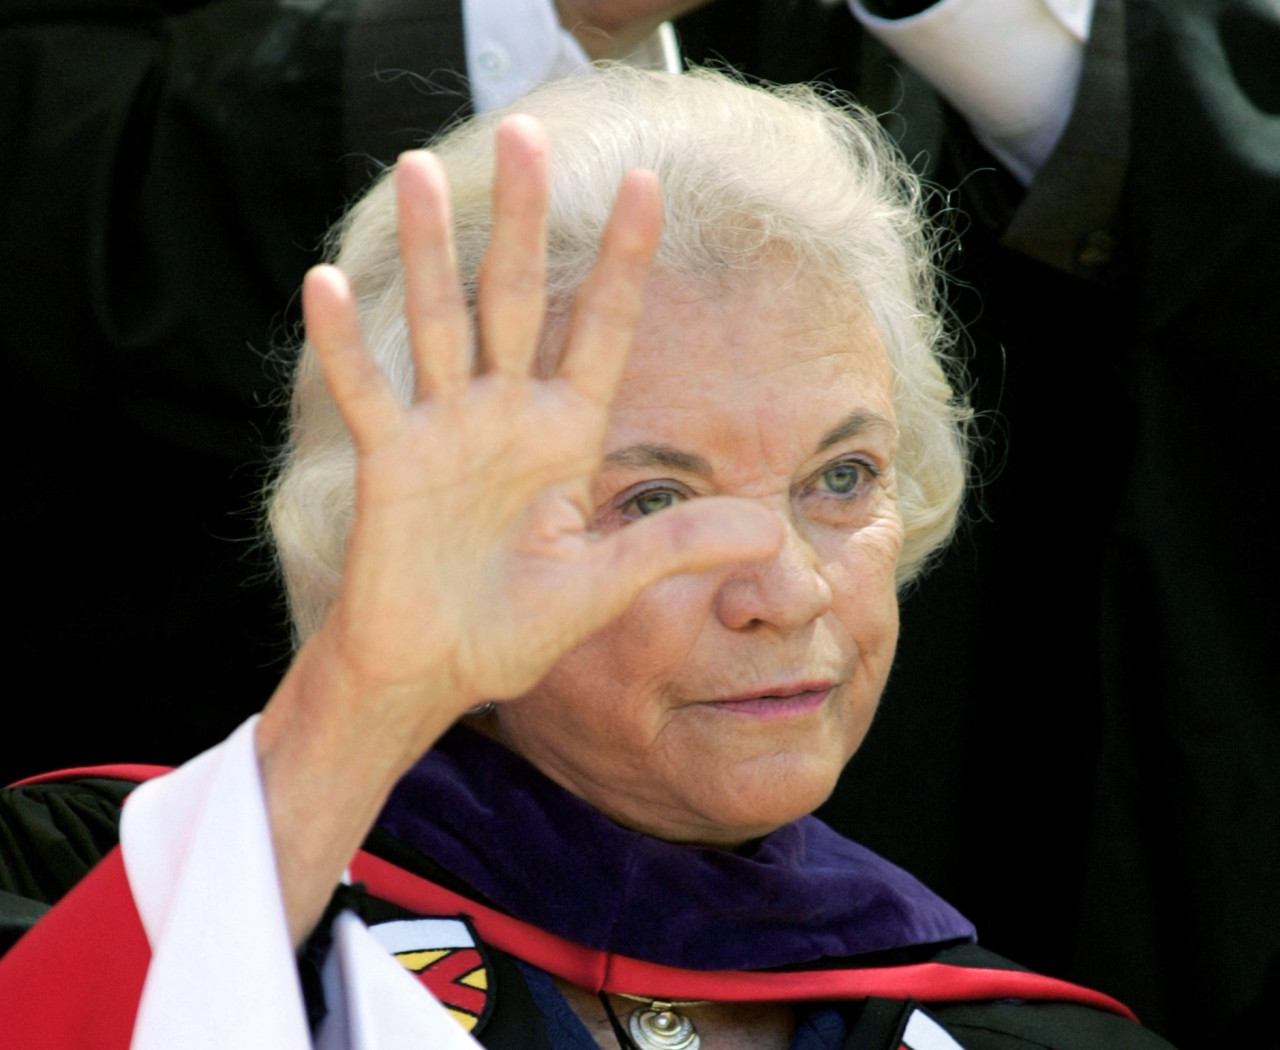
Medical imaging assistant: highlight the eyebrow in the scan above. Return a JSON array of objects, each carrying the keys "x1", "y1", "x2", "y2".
[
  {"x1": 603, "y1": 411, "x2": 896, "y2": 478},
  {"x1": 816, "y1": 410, "x2": 897, "y2": 453},
  {"x1": 603, "y1": 444, "x2": 713, "y2": 476}
]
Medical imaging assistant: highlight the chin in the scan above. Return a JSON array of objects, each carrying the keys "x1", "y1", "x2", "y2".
[{"x1": 690, "y1": 749, "x2": 847, "y2": 845}]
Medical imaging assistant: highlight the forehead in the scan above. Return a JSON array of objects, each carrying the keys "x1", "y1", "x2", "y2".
[{"x1": 606, "y1": 269, "x2": 895, "y2": 453}]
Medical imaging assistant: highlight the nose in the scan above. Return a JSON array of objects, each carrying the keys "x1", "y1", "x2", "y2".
[{"x1": 713, "y1": 515, "x2": 833, "y2": 632}]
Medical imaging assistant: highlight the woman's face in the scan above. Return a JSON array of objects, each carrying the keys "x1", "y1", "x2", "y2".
[{"x1": 492, "y1": 267, "x2": 904, "y2": 845}]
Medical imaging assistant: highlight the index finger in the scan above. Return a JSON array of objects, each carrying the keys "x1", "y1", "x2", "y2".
[{"x1": 556, "y1": 169, "x2": 662, "y2": 403}]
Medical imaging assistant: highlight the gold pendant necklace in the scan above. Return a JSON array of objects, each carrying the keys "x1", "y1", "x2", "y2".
[{"x1": 615, "y1": 996, "x2": 711, "y2": 1050}]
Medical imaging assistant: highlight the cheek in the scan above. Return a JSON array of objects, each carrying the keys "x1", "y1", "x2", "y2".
[
  {"x1": 822, "y1": 520, "x2": 903, "y2": 654},
  {"x1": 533, "y1": 572, "x2": 719, "y2": 713}
]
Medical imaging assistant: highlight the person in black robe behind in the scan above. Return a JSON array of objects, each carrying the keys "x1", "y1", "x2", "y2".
[{"x1": 677, "y1": 1, "x2": 1280, "y2": 1046}]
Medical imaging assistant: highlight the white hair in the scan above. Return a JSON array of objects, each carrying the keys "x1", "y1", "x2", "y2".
[{"x1": 270, "y1": 66, "x2": 970, "y2": 641}]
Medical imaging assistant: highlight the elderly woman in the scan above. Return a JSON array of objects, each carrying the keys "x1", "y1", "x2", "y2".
[{"x1": 0, "y1": 68, "x2": 1171, "y2": 1050}]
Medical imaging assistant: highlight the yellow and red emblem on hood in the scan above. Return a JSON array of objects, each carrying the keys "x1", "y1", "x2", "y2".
[{"x1": 369, "y1": 916, "x2": 493, "y2": 1031}]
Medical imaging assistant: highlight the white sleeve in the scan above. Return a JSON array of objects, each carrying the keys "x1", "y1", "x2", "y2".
[
  {"x1": 849, "y1": 0, "x2": 1096, "y2": 184},
  {"x1": 119, "y1": 717, "x2": 479, "y2": 1050},
  {"x1": 463, "y1": 0, "x2": 680, "y2": 114}
]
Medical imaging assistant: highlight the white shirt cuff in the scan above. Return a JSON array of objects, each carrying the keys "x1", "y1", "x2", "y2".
[{"x1": 850, "y1": 0, "x2": 1095, "y2": 183}]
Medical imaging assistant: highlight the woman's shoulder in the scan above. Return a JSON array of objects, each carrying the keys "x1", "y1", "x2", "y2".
[
  {"x1": 923, "y1": 995, "x2": 1176, "y2": 1050},
  {"x1": 0, "y1": 765, "x2": 164, "y2": 952},
  {"x1": 895, "y1": 943, "x2": 1177, "y2": 1050}
]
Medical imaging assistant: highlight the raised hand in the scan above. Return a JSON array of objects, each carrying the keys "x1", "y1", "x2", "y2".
[{"x1": 256, "y1": 116, "x2": 779, "y2": 942}]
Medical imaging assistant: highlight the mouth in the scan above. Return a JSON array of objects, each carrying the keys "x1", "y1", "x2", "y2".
[{"x1": 703, "y1": 682, "x2": 834, "y2": 720}]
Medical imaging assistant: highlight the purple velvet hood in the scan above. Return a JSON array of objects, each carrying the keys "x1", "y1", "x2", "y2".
[{"x1": 376, "y1": 726, "x2": 975, "y2": 972}]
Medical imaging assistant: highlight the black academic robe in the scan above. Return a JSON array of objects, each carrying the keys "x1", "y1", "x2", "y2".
[
  {"x1": 0, "y1": 0, "x2": 471, "y2": 784},
  {"x1": 0, "y1": 763, "x2": 1174, "y2": 1050}
]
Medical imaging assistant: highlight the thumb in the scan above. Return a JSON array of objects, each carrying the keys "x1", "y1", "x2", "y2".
[{"x1": 596, "y1": 496, "x2": 783, "y2": 603}]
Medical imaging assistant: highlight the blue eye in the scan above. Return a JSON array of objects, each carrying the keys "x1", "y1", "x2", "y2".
[
  {"x1": 819, "y1": 462, "x2": 866, "y2": 495},
  {"x1": 625, "y1": 488, "x2": 680, "y2": 517}
]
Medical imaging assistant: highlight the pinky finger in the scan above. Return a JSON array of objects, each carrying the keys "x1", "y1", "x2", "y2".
[{"x1": 303, "y1": 265, "x2": 404, "y2": 452}]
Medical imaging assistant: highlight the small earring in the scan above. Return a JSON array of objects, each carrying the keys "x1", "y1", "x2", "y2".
[{"x1": 465, "y1": 701, "x2": 496, "y2": 717}]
